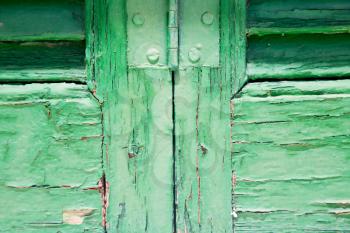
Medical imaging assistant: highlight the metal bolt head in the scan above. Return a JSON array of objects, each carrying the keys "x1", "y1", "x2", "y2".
[
  {"x1": 188, "y1": 48, "x2": 201, "y2": 63},
  {"x1": 146, "y1": 48, "x2": 160, "y2": 64},
  {"x1": 132, "y1": 13, "x2": 145, "y2": 26},
  {"x1": 201, "y1": 11, "x2": 214, "y2": 25}
]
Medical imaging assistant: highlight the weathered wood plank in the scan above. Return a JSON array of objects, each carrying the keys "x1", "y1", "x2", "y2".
[
  {"x1": 232, "y1": 80, "x2": 350, "y2": 232},
  {"x1": 175, "y1": 67, "x2": 232, "y2": 232},
  {"x1": 0, "y1": 0, "x2": 85, "y2": 41},
  {"x1": 248, "y1": 0, "x2": 350, "y2": 36},
  {"x1": 175, "y1": 0, "x2": 240, "y2": 231},
  {"x1": 0, "y1": 188, "x2": 103, "y2": 233},
  {"x1": 231, "y1": 0, "x2": 247, "y2": 95},
  {"x1": 247, "y1": 34, "x2": 350, "y2": 80},
  {"x1": 89, "y1": 1, "x2": 174, "y2": 232},
  {"x1": 0, "y1": 42, "x2": 85, "y2": 82},
  {"x1": 0, "y1": 83, "x2": 104, "y2": 232}
]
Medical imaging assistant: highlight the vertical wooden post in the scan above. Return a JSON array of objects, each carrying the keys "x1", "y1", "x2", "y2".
[{"x1": 88, "y1": 0, "x2": 174, "y2": 232}]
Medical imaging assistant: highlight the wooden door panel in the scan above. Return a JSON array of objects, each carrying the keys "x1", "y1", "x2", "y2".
[
  {"x1": 232, "y1": 80, "x2": 350, "y2": 232},
  {"x1": 0, "y1": 84, "x2": 104, "y2": 232}
]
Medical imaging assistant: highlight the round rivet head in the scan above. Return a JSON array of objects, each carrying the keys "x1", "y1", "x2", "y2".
[
  {"x1": 201, "y1": 11, "x2": 214, "y2": 25},
  {"x1": 188, "y1": 48, "x2": 201, "y2": 63},
  {"x1": 132, "y1": 13, "x2": 145, "y2": 26},
  {"x1": 146, "y1": 48, "x2": 160, "y2": 64}
]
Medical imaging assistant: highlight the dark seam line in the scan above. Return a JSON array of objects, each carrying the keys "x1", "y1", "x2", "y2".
[
  {"x1": 0, "y1": 80, "x2": 86, "y2": 85},
  {"x1": 172, "y1": 70, "x2": 177, "y2": 233}
]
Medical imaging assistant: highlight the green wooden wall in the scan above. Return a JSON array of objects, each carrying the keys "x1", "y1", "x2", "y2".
[{"x1": 0, "y1": 0, "x2": 349, "y2": 232}]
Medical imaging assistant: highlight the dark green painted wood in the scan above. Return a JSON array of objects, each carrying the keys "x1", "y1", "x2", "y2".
[
  {"x1": 232, "y1": 80, "x2": 350, "y2": 232},
  {"x1": 248, "y1": 0, "x2": 350, "y2": 36},
  {"x1": 247, "y1": 34, "x2": 350, "y2": 80},
  {"x1": 0, "y1": 83, "x2": 104, "y2": 232},
  {"x1": 0, "y1": 42, "x2": 85, "y2": 82},
  {"x1": 0, "y1": 0, "x2": 85, "y2": 41}
]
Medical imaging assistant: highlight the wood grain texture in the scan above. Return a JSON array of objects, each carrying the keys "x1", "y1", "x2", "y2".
[
  {"x1": 174, "y1": 1, "x2": 243, "y2": 231},
  {"x1": 248, "y1": 0, "x2": 350, "y2": 36},
  {"x1": 247, "y1": 34, "x2": 350, "y2": 80},
  {"x1": 88, "y1": 1, "x2": 174, "y2": 232},
  {"x1": 0, "y1": 42, "x2": 85, "y2": 82},
  {"x1": 0, "y1": 0, "x2": 85, "y2": 41},
  {"x1": 232, "y1": 80, "x2": 350, "y2": 232},
  {"x1": 175, "y1": 67, "x2": 232, "y2": 233},
  {"x1": 231, "y1": 0, "x2": 247, "y2": 95},
  {"x1": 0, "y1": 83, "x2": 104, "y2": 232}
]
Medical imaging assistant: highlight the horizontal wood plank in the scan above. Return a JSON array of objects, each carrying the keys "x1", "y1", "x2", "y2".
[
  {"x1": 0, "y1": 187, "x2": 103, "y2": 233},
  {"x1": 0, "y1": 42, "x2": 85, "y2": 82},
  {"x1": 248, "y1": 0, "x2": 350, "y2": 36},
  {"x1": 0, "y1": 83, "x2": 103, "y2": 232},
  {"x1": 0, "y1": 0, "x2": 85, "y2": 41},
  {"x1": 247, "y1": 34, "x2": 350, "y2": 80},
  {"x1": 232, "y1": 80, "x2": 350, "y2": 232}
]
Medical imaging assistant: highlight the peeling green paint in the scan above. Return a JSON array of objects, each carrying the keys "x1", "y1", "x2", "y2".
[
  {"x1": 232, "y1": 80, "x2": 350, "y2": 232},
  {"x1": 0, "y1": 84, "x2": 104, "y2": 232},
  {"x1": 1, "y1": 0, "x2": 350, "y2": 232}
]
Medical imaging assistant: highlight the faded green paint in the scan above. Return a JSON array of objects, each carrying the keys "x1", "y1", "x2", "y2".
[
  {"x1": 1, "y1": 0, "x2": 350, "y2": 232},
  {"x1": 0, "y1": 84, "x2": 103, "y2": 232},
  {"x1": 175, "y1": 67, "x2": 232, "y2": 232},
  {"x1": 232, "y1": 80, "x2": 350, "y2": 232},
  {"x1": 174, "y1": 0, "x2": 243, "y2": 231},
  {"x1": 88, "y1": 1, "x2": 174, "y2": 232}
]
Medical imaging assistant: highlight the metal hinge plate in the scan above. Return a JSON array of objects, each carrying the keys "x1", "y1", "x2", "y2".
[{"x1": 127, "y1": 0, "x2": 220, "y2": 68}]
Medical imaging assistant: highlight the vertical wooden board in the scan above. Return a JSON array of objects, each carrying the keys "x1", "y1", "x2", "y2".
[
  {"x1": 0, "y1": 84, "x2": 104, "y2": 232},
  {"x1": 231, "y1": 0, "x2": 247, "y2": 95},
  {"x1": 231, "y1": 80, "x2": 350, "y2": 232},
  {"x1": 175, "y1": 1, "x2": 244, "y2": 231},
  {"x1": 0, "y1": 0, "x2": 85, "y2": 41},
  {"x1": 108, "y1": 69, "x2": 174, "y2": 233},
  {"x1": 90, "y1": 1, "x2": 174, "y2": 231},
  {"x1": 175, "y1": 67, "x2": 232, "y2": 232}
]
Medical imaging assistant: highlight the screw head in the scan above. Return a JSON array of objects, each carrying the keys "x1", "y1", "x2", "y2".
[
  {"x1": 132, "y1": 13, "x2": 145, "y2": 26},
  {"x1": 146, "y1": 48, "x2": 160, "y2": 64},
  {"x1": 188, "y1": 48, "x2": 201, "y2": 63},
  {"x1": 201, "y1": 11, "x2": 214, "y2": 25}
]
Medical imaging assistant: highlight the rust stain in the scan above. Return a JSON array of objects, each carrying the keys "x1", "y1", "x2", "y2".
[
  {"x1": 81, "y1": 135, "x2": 103, "y2": 141},
  {"x1": 199, "y1": 143, "x2": 208, "y2": 155},
  {"x1": 98, "y1": 174, "x2": 110, "y2": 228},
  {"x1": 196, "y1": 156, "x2": 201, "y2": 226},
  {"x1": 63, "y1": 209, "x2": 95, "y2": 225},
  {"x1": 128, "y1": 152, "x2": 137, "y2": 159}
]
